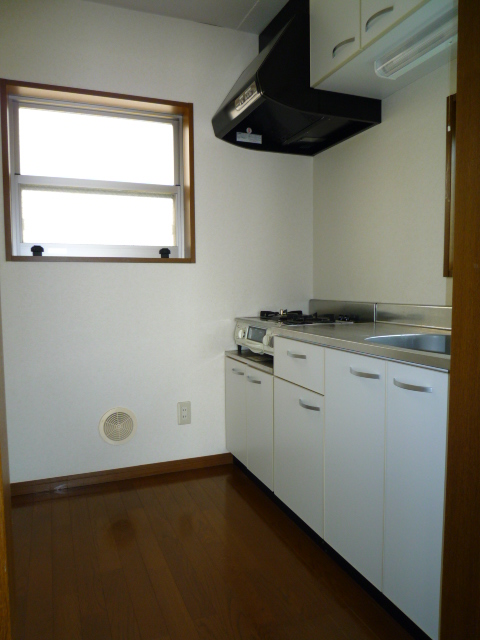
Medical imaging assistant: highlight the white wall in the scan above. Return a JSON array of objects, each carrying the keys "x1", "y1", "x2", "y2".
[
  {"x1": 0, "y1": 0, "x2": 313, "y2": 482},
  {"x1": 313, "y1": 62, "x2": 456, "y2": 305}
]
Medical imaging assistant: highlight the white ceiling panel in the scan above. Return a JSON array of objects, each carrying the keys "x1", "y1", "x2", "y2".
[{"x1": 85, "y1": 0, "x2": 290, "y2": 33}]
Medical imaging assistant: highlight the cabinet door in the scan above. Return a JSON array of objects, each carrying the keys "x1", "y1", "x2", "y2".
[
  {"x1": 246, "y1": 367, "x2": 273, "y2": 490},
  {"x1": 384, "y1": 362, "x2": 448, "y2": 640},
  {"x1": 361, "y1": 0, "x2": 427, "y2": 48},
  {"x1": 324, "y1": 349, "x2": 386, "y2": 589},
  {"x1": 225, "y1": 358, "x2": 247, "y2": 466},
  {"x1": 310, "y1": 0, "x2": 361, "y2": 87},
  {"x1": 274, "y1": 337, "x2": 324, "y2": 394},
  {"x1": 274, "y1": 377, "x2": 324, "y2": 537}
]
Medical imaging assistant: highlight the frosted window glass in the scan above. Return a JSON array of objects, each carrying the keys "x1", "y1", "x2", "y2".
[
  {"x1": 21, "y1": 189, "x2": 176, "y2": 246},
  {"x1": 18, "y1": 107, "x2": 175, "y2": 185}
]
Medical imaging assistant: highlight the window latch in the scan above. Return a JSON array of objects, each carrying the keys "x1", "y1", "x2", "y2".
[
  {"x1": 31, "y1": 245, "x2": 44, "y2": 256},
  {"x1": 159, "y1": 248, "x2": 171, "y2": 259}
]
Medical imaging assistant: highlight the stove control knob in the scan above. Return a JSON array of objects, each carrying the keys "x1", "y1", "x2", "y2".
[
  {"x1": 263, "y1": 331, "x2": 274, "y2": 348},
  {"x1": 237, "y1": 328, "x2": 245, "y2": 340}
]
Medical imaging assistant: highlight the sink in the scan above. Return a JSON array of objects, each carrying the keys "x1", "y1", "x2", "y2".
[{"x1": 365, "y1": 333, "x2": 450, "y2": 355}]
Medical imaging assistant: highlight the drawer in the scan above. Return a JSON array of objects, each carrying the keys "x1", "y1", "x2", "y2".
[{"x1": 274, "y1": 337, "x2": 325, "y2": 394}]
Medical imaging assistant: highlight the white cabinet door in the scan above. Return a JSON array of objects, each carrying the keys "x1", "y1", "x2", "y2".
[
  {"x1": 225, "y1": 358, "x2": 247, "y2": 466},
  {"x1": 310, "y1": 0, "x2": 361, "y2": 87},
  {"x1": 324, "y1": 349, "x2": 386, "y2": 589},
  {"x1": 274, "y1": 377, "x2": 324, "y2": 537},
  {"x1": 246, "y1": 368, "x2": 273, "y2": 490},
  {"x1": 274, "y1": 337, "x2": 324, "y2": 394},
  {"x1": 384, "y1": 362, "x2": 448, "y2": 640},
  {"x1": 361, "y1": 0, "x2": 427, "y2": 47}
]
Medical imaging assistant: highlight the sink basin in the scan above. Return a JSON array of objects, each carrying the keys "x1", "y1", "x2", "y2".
[{"x1": 365, "y1": 333, "x2": 450, "y2": 355}]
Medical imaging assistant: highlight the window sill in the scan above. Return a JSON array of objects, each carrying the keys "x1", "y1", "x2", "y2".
[{"x1": 8, "y1": 255, "x2": 195, "y2": 263}]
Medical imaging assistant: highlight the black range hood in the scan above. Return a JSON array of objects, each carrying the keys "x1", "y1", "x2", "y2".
[{"x1": 212, "y1": 0, "x2": 381, "y2": 156}]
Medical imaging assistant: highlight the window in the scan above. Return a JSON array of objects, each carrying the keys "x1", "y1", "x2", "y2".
[{"x1": 1, "y1": 80, "x2": 195, "y2": 262}]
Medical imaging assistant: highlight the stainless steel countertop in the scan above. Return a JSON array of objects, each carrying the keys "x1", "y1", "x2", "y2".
[{"x1": 272, "y1": 322, "x2": 450, "y2": 371}]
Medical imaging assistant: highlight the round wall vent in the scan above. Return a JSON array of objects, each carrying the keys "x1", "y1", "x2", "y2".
[{"x1": 99, "y1": 407, "x2": 137, "y2": 445}]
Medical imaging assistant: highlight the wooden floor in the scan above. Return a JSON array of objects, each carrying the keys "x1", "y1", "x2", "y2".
[{"x1": 11, "y1": 464, "x2": 413, "y2": 640}]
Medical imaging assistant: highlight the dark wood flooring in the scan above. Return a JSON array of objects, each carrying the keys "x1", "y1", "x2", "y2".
[{"x1": 11, "y1": 464, "x2": 413, "y2": 640}]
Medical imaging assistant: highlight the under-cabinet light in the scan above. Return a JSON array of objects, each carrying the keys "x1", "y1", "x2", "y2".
[{"x1": 374, "y1": 8, "x2": 457, "y2": 80}]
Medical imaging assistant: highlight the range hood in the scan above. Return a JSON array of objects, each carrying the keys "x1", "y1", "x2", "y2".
[{"x1": 212, "y1": 0, "x2": 381, "y2": 156}]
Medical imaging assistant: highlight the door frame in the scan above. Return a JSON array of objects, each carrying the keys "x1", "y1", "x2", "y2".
[{"x1": 440, "y1": 1, "x2": 480, "y2": 638}]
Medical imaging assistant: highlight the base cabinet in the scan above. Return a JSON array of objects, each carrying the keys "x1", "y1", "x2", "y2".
[
  {"x1": 246, "y1": 367, "x2": 274, "y2": 490},
  {"x1": 274, "y1": 377, "x2": 324, "y2": 537},
  {"x1": 226, "y1": 343, "x2": 449, "y2": 639},
  {"x1": 324, "y1": 349, "x2": 386, "y2": 589},
  {"x1": 383, "y1": 362, "x2": 448, "y2": 640},
  {"x1": 225, "y1": 357, "x2": 273, "y2": 489},
  {"x1": 225, "y1": 360, "x2": 248, "y2": 466}
]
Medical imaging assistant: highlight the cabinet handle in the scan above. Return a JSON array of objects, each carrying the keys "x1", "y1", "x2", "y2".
[
  {"x1": 231, "y1": 368, "x2": 244, "y2": 376},
  {"x1": 332, "y1": 37, "x2": 356, "y2": 59},
  {"x1": 247, "y1": 376, "x2": 261, "y2": 385},
  {"x1": 365, "y1": 6, "x2": 394, "y2": 32},
  {"x1": 287, "y1": 350, "x2": 307, "y2": 359},
  {"x1": 299, "y1": 399, "x2": 320, "y2": 412},
  {"x1": 393, "y1": 378, "x2": 433, "y2": 393},
  {"x1": 350, "y1": 366, "x2": 381, "y2": 380}
]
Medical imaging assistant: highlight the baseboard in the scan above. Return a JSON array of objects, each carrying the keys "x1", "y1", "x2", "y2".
[{"x1": 11, "y1": 453, "x2": 233, "y2": 497}]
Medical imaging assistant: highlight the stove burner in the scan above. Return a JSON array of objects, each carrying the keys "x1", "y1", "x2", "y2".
[
  {"x1": 278, "y1": 313, "x2": 335, "y2": 325},
  {"x1": 260, "y1": 310, "x2": 302, "y2": 318},
  {"x1": 259, "y1": 310, "x2": 359, "y2": 325}
]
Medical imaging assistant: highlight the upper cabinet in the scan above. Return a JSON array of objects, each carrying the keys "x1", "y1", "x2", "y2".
[
  {"x1": 310, "y1": 1, "x2": 361, "y2": 87},
  {"x1": 311, "y1": 0, "x2": 428, "y2": 86},
  {"x1": 310, "y1": 0, "x2": 426, "y2": 86},
  {"x1": 360, "y1": 1, "x2": 426, "y2": 48},
  {"x1": 310, "y1": 0, "x2": 457, "y2": 99}
]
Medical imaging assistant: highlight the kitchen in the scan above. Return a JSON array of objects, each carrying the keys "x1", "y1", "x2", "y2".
[{"x1": 0, "y1": 1, "x2": 478, "y2": 639}]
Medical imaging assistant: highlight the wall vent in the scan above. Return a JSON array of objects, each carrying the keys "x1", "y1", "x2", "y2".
[{"x1": 99, "y1": 407, "x2": 137, "y2": 445}]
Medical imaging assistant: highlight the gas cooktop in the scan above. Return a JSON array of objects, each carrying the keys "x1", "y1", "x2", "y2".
[{"x1": 259, "y1": 310, "x2": 359, "y2": 326}]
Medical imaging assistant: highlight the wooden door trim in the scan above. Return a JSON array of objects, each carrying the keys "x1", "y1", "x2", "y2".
[
  {"x1": 0, "y1": 312, "x2": 12, "y2": 639},
  {"x1": 0, "y1": 446, "x2": 12, "y2": 640},
  {"x1": 440, "y1": 1, "x2": 480, "y2": 638}
]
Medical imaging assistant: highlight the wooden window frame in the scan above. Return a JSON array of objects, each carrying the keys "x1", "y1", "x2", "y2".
[{"x1": 0, "y1": 79, "x2": 195, "y2": 263}]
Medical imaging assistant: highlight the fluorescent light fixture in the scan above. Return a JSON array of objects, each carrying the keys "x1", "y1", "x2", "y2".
[{"x1": 375, "y1": 8, "x2": 457, "y2": 80}]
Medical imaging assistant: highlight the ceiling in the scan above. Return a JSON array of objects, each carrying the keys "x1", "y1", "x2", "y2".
[{"x1": 85, "y1": 0, "x2": 290, "y2": 34}]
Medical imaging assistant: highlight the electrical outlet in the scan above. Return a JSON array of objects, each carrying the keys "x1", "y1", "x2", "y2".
[{"x1": 177, "y1": 401, "x2": 191, "y2": 425}]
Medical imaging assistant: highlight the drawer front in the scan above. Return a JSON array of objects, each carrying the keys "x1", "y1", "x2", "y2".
[{"x1": 274, "y1": 337, "x2": 325, "y2": 394}]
